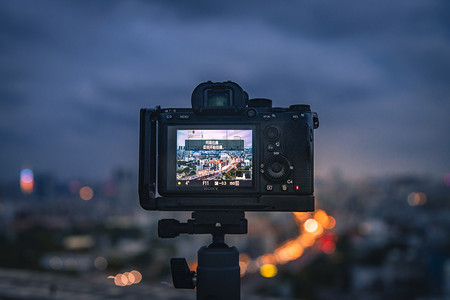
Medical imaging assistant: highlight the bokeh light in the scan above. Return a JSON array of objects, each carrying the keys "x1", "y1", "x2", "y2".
[
  {"x1": 326, "y1": 216, "x2": 336, "y2": 229},
  {"x1": 49, "y1": 257, "x2": 63, "y2": 270},
  {"x1": 239, "y1": 253, "x2": 250, "y2": 276},
  {"x1": 114, "y1": 274, "x2": 125, "y2": 286},
  {"x1": 79, "y1": 186, "x2": 94, "y2": 200},
  {"x1": 110, "y1": 270, "x2": 142, "y2": 286},
  {"x1": 120, "y1": 273, "x2": 129, "y2": 285},
  {"x1": 239, "y1": 261, "x2": 247, "y2": 276},
  {"x1": 274, "y1": 240, "x2": 304, "y2": 263},
  {"x1": 407, "y1": 192, "x2": 427, "y2": 206},
  {"x1": 317, "y1": 233, "x2": 338, "y2": 255},
  {"x1": 304, "y1": 218, "x2": 319, "y2": 233},
  {"x1": 126, "y1": 271, "x2": 135, "y2": 284},
  {"x1": 259, "y1": 254, "x2": 277, "y2": 265},
  {"x1": 321, "y1": 240, "x2": 336, "y2": 254},
  {"x1": 298, "y1": 232, "x2": 316, "y2": 247},
  {"x1": 20, "y1": 169, "x2": 33, "y2": 183},
  {"x1": 94, "y1": 257, "x2": 108, "y2": 270},
  {"x1": 130, "y1": 270, "x2": 142, "y2": 284},
  {"x1": 314, "y1": 209, "x2": 329, "y2": 226},
  {"x1": 238, "y1": 210, "x2": 337, "y2": 277},
  {"x1": 260, "y1": 264, "x2": 278, "y2": 278},
  {"x1": 20, "y1": 168, "x2": 34, "y2": 194}
]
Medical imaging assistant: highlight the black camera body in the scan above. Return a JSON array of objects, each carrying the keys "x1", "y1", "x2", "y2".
[{"x1": 139, "y1": 81, "x2": 319, "y2": 212}]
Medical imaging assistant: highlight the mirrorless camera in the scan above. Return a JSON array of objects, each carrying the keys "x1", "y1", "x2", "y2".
[{"x1": 139, "y1": 81, "x2": 319, "y2": 211}]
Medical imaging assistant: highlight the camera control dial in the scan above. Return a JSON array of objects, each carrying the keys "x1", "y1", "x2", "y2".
[
  {"x1": 289, "y1": 104, "x2": 310, "y2": 111},
  {"x1": 248, "y1": 98, "x2": 272, "y2": 108},
  {"x1": 263, "y1": 155, "x2": 292, "y2": 182}
]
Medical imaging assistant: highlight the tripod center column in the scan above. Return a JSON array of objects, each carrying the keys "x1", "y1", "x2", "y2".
[{"x1": 197, "y1": 244, "x2": 240, "y2": 300}]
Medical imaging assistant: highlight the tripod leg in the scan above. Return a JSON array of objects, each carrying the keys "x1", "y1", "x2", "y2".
[{"x1": 196, "y1": 245, "x2": 240, "y2": 300}]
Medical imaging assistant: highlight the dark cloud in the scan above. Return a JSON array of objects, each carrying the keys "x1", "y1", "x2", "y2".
[{"x1": 0, "y1": 0, "x2": 449, "y2": 181}]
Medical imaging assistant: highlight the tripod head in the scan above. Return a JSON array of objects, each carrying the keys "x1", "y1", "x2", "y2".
[
  {"x1": 158, "y1": 211, "x2": 247, "y2": 240},
  {"x1": 158, "y1": 211, "x2": 248, "y2": 299}
]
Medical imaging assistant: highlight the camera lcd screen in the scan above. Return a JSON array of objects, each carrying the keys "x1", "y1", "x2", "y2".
[{"x1": 176, "y1": 129, "x2": 253, "y2": 188}]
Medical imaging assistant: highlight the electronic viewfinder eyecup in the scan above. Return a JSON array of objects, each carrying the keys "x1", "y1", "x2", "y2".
[{"x1": 191, "y1": 81, "x2": 249, "y2": 115}]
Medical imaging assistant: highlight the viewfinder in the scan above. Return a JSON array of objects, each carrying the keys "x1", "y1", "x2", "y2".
[
  {"x1": 206, "y1": 89, "x2": 232, "y2": 107},
  {"x1": 191, "y1": 81, "x2": 248, "y2": 114}
]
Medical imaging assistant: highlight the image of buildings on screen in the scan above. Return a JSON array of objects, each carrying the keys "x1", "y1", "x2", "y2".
[{"x1": 176, "y1": 130, "x2": 252, "y2": 181}]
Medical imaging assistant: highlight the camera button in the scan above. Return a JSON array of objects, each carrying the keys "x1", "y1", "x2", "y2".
[
  {"x1": 179, "y1": 114, "x2": 190, "y2": 120},
  {"x1": 266, "y1": 185, "x2": 273, "y2": 191},
  {"x1": 246, "y1": 109, "x2": 256, "y2": 118},
  {"x1": 264, "y1": 126, "x2": 280, "y2": 141},
  {"x1": 267, "y1": 144, "x2": 275, "y2": 152},
  {"x1": 262, "y1": 114, "x2": 271, "y2": 120},
  {"x1": 166, "y1": 114, "x2": 173, "y2": 119},
  {"x1": 281, "y1": 184, "x2": 288, "y2": 191}
]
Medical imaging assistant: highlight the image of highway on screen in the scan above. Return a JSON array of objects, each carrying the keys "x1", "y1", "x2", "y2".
[{"x1": 176, "y1": 130, "x2": 253, "y2": 187}]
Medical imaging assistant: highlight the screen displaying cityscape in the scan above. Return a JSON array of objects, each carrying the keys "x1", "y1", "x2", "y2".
[{"x1": 176, "y1": 130, "x2": 253, "y2": 187}]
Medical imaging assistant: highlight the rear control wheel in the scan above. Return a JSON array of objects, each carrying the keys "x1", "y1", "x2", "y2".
[{"x1": 263, "y1": 155, "x2": 291, "y2": 182}]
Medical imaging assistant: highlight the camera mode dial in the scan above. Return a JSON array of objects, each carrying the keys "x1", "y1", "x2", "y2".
[
  {"x1": 263, "y1": 155, "x2": 292, "y2": 182},
  {"x1": 248, "y1": 98, "x2": 272, "y2": 108}
]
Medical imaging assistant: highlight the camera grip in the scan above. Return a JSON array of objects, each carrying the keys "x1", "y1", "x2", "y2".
[{"x1": 139, "y1": 108, "x2": 158, "y2": 209}]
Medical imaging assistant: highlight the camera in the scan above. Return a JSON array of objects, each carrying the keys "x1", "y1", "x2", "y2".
[{"x1": 139, "y1": 81, "x2": 319, "y2": 212}]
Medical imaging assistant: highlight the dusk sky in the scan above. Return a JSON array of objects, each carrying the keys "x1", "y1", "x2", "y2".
[{"x1": 1, "y1": 0, "x2": 449, "y2": 181}]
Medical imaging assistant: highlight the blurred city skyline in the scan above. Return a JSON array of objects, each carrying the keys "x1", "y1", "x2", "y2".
[{"x1": 1, "y1": 0, "x2": 449, "y2": 182}]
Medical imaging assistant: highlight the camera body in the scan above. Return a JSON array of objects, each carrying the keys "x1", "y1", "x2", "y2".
[{"x1": 139, "y1": 81, "x2": 319, "y2": 212}]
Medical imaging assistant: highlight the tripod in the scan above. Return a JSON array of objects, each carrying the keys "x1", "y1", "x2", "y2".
[{"x1": 158, "y1": 211, "x2": 248, "y2": 300}]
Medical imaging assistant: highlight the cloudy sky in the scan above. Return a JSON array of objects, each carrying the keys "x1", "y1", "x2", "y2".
[{"x1": 1, "y1": 0, "x2": 449, "y2": 181}]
